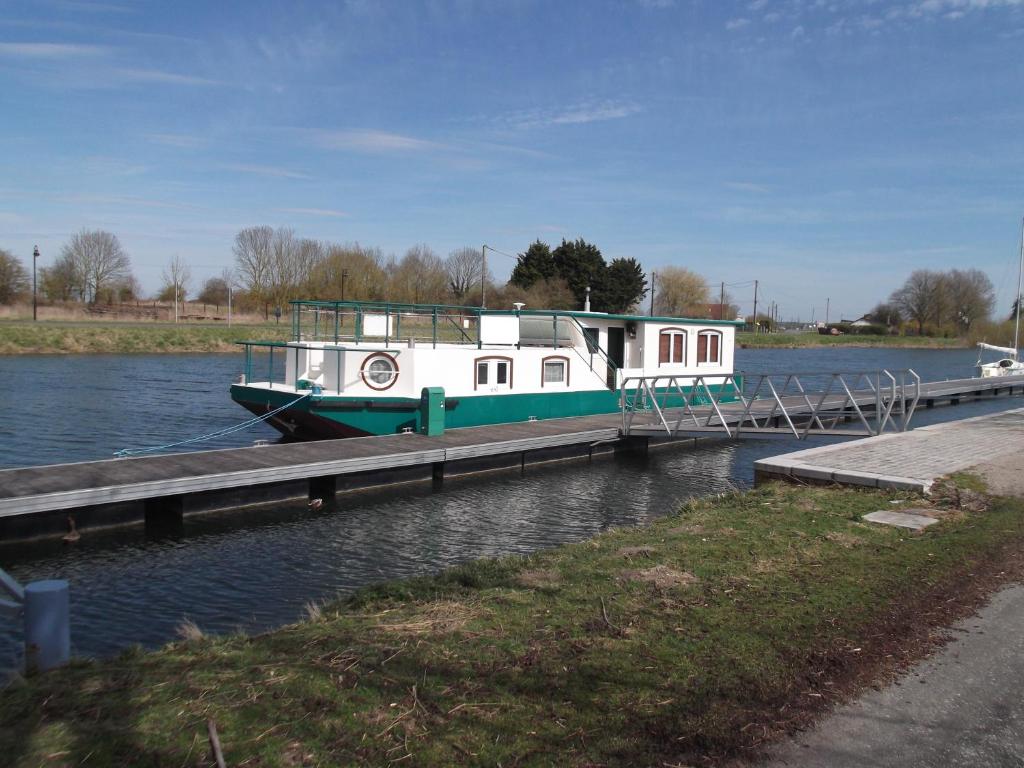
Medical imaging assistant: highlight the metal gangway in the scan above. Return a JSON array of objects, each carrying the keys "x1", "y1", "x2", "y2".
[{"x1": 620, "y1": 369, "x2": 922, "y2": 440}]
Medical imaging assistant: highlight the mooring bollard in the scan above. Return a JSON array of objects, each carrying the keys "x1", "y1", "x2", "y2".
[{"x1": 24, "y1": 579, "x2": 70, "y2": 674}]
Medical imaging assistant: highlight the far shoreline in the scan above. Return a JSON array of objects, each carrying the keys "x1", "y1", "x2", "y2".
[{"x1": 0, "y1": 320, "x2": 969, "y2": 355}]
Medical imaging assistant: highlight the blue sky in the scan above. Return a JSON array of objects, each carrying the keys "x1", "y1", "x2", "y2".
[{"x1": 1, "y1": 0, "x2": 1023, "y2": 321}]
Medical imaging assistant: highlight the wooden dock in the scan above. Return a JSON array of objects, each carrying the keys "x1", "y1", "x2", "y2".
[{"x1": 1, "y1": 373, "x2": 1023, "y2": 541}]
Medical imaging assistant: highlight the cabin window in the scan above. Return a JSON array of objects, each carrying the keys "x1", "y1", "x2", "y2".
[
  {"x1": 658, "y1": 329, "x2": 687, "y2": 365},
  {"x1": 542, "y1": 356, "x2": 570, "y2": 386},
  {"x1": 697, "y1": 330, "x2": 722, "y2": 365},
  {"x1": 360, "y1": 353, "x2": 399, "y2": 390},
  {"x1": 474, "y1": 356, "x2": 513, "y2": 390}
]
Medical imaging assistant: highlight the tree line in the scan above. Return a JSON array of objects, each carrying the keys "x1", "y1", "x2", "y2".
[
  {"x1": 2, "y1": 227, "x2": 1011, "y2": 337},
  {"x1": 869, "y1": 268, "x2": 997, "y2": 335}
]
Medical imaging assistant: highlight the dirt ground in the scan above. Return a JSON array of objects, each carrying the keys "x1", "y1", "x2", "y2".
[{"x1": 973, "y1": 453, "x2": 1024, "y2": 497}]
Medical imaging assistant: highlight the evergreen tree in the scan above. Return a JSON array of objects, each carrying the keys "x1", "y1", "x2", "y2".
[
  {"x1": 551, "y1": 238, "x2": 606, "y2": 308},
  {"x1": 600, "y1": 257, "x2": 647, "y2": 313},
  {"x1": 509, "y1": 240, "x2": 556, "y2": 289}
]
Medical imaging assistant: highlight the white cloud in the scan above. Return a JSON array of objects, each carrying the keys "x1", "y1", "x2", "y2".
[
  {"x1": 312, "y1": 129, "x2": 445, "y2": 153},
  {"x1": 507, "y1": 101, "x2": 642, "y2": 129},
  {"x1": 635, "y1": 0, "x2": 675, "y2": 7},
  {"x1": 278, "y1": 207, "x2": 348, "y2": 218},
  {"x1": 747, "y1": 0, "x2": 769, "y2": 10},
  {"x1": 112, "y1": 68, "x2": 223, "y2": 87},
  {"x1": 221, "y1": 163, "x2": 312, "y2": 180},
  {"x1": 725, "y1": 17, "x2": 752, "y2": 30},
  {"x1": 0, "y1": 42, "x2": 106, "y2": 58},
  {"x1": 792, "y1": 24, "x2": 806, "y2": 38}
]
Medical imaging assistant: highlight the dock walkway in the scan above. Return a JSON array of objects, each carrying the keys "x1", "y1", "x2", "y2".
[
  {"x1": 754, "y1": 407, "x2": 1024, "y2": 492},
  {"x1": 1, "y1": 373, "x2": 1023, "y2": 540}
]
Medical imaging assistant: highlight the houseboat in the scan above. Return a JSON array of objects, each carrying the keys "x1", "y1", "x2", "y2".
[{"x1": 230, "y1": 300, "x2": 742, "y2": 440}]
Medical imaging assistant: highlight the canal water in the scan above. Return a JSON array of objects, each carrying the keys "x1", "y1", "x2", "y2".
[{"x1": 0, "y1": 346, "x2": 1018, "y2": 671}]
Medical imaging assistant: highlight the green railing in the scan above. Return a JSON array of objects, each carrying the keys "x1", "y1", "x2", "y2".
[{"x1": 290, "y1": 300, "x2": 485, "y2": 348}]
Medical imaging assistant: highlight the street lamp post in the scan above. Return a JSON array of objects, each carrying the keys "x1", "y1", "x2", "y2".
[
  {"x1": 32, "y1": 245, "x2": 39, "y2": 322},
  {"x1": 341, "y1": 269, "x2": 348, "y2": 302}
]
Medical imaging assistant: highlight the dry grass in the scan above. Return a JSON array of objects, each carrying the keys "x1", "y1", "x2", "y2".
[
  {"x1": 174, "y1": 618, "x2": 204, "y2": 642},
  {"x1": 620, "y1": 564, "x2": 698, "y2": 588}
]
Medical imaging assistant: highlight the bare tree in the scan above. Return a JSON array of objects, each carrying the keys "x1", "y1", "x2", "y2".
[
  {"x1": 233, "y1": 226, "x2": 274, "y2": 314},
  {"x1": 387, "y1": 244, "x2": 448, "y2": 304},
  {"x1": 307, "y1": 243, "x2": 387, "y2": 301},
  {"x1": 946, "y1": 268, "x2": 994, "y2": 332},
  {"x1": 0, "y1": 248, "x2": 29, "y2": 304},
  {"x1": 162, "y1": 255, "x2": 192, "y2": 301},
  {"x1": 61, "y1": 229, "x2": 130, "y2": 304},
  {"x1": 161, "y1": 255, "x2": 192, "y2": 320},
  {"x1": 446, "y1": 247, "x2": 486, "y2": 302},
  {"x1": 890, "y1": 270, "x2": 944, "y2": 335},
  {"x1": 653, "y1": 266, "x2": 710, "y2": 317}
]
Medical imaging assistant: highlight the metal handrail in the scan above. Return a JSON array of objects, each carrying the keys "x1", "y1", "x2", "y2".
[
  {"x1": 565, "y1": 316, "x2": 620, "y2": 389},
  {"x1": 620, "y1": 369, "x2": 921, "y2": 440}
]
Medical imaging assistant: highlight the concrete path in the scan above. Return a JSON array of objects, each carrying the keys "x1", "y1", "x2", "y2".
[
  {"x1": 763, "y1": 584, "x2": 1024, "y2": 768},
  {"x1": 754, "y1": 407, "x2": 1024, "y2": 492}
]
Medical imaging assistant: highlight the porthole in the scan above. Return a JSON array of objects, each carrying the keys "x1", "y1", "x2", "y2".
[{"x1": 361, "y1": 353, "x2": 399, "y2": 390}]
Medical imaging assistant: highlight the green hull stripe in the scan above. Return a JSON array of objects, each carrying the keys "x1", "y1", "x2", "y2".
[{"x1": 231, "y1": 384, "x2": 738, "y2": 437}]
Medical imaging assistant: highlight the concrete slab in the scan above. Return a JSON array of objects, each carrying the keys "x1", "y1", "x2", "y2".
[
  {"x1": 791, "y1": 464, "x2": 836, "y2": 482},
  {"x1": 831, "y1": 469, "x2": 879, "y2": 487},
  {"x1": 863, "y1": 510, "x2": 939, "y2": 530},
  {"x1": 874, "y1": 474, "x2": 930, "y2": 493}
]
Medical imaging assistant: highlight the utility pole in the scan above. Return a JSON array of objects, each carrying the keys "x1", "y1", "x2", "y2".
[
  {"x1": 826, "y1": 297, "x2": 830, "y2": 326},
  {"x1": 1016, "y1": 217, "x2": 1024, "y2": 352},
  {"x1": 32, "y1": 245, "x2": 39, "y2": 322},
  {"x1": 719, "y1": 281, "x2": 725, "y2": 320},
  {"x1": 227, "y1": 282, "x2": 232, "y2": 327},
  {"x1": 752, "y1": 280, "x2": 759, "y2": 334},
  {"x1": 480, "y1": 245, "x2": 488, "y2": 308},
  {"x1": 650, "y1": 271, "x2": 656, "y2": 316}
]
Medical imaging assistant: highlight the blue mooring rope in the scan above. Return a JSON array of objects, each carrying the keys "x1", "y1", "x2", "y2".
[{"x1": 113, "y1": 392, "x2": 312, "y2": 458}]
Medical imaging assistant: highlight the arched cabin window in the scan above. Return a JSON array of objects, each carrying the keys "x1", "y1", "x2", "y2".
[
  {"x1": 541, "y1": 355, "x2": 570, "y2": 386},
  {"x1": 658, "y1": 328, "x2": 687, "y2": 365},
  {"x1": 696, "y1": 330, "x2": 722, "y2": 365},
  {"x1": 474, "y1": 356, "x2": 513, "y2": 390}
]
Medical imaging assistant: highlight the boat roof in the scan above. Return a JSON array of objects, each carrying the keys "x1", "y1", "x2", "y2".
[{"x1": 290, "y1": 299, "x2": 743, "y2": 327}]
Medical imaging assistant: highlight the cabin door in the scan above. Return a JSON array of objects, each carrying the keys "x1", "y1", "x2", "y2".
[{"x1": 606, "y1": 327, "x2": 626, "y2": 388}]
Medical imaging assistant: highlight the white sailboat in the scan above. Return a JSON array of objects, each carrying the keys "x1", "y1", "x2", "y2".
[{"x1": 977, "y1": 217, "x2": 1024, "y2": 377}]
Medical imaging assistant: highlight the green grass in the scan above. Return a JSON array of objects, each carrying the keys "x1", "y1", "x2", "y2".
[
  {"x1": 0, "y1": 321, "x2": 291, "y2": 354},
  {"x1": 738, "y1": 332, "x2": 965, "y2": 349},
  {"x1": 2, "y1": 480, "x2": 1021, "y2": 766}
]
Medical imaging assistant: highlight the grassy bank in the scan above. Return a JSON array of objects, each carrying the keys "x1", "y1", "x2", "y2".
[
  {"x1": 2, "y1": 479, "x2": 1021, "y2": 766},
  {"x1": 737, "y1": 331, "x2": 965, "y2": 349},
  {"x1": 0, "y1": 321, "x2": 290, "y2": 354}
]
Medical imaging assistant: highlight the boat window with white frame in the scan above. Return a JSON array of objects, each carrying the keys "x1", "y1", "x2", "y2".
[
  {"x1": 696, "y1": 330, "x2": 722, "y2": 365},
  {"x1": 542, "y1": 356, "x2": 569, "y2": 386},
  {"x1": 658, "y1": 328, "x2": 687, "y2": 365},
  {"x1": 474, "y1": 356, "x2": 513, "y2": 390}
]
